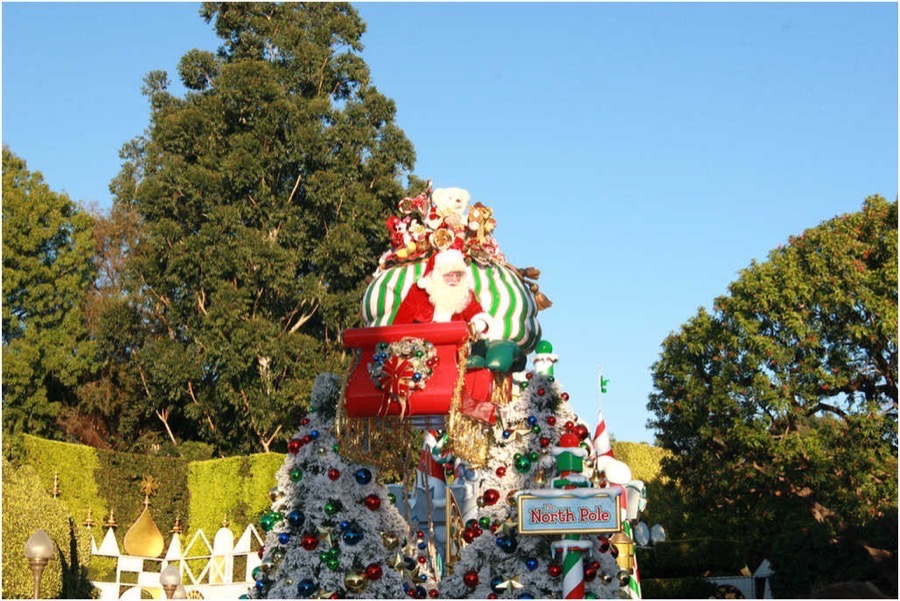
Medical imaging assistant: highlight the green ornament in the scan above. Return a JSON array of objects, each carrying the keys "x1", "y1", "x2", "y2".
[
  {"x1": 319, "y1": 551, "x2": 330, "y2": 563},
  {"x1": 514, "y1": 455, "x2": 533, "y2": 474},
  {"x1": 478, "y1": 516, "x2": 491, "y2": 529},
  {"x1": 536, "y1": 340, "x2": 553, "y2": 354},
  {"x1": 290, "y1": 468, "x2": 303, "y2": 482},
  {"x1": 326, "y1": 557, "x2": 340, "y2": 571},
  {"x1": 585, "y1": 594, "x2": 598, "y2": 599},
  {"x1": 332, "y1": 444, "x2": 340, "y2": 453},
  {"x1": 260, "y1": 511, "x2": 282, "y2": 532},
  {"x1": 252, "y1": 566, "x2": 263, "y2": 581},
  {"x1": 388, "y1": 492, "x2": 397, "y2": 504},
  {"x1": 531, "y1": 424, "x2": 541, "y2": 434},
  {"x1": 324, "y1": 500, "x2": 342, "y2": 516},
  {"x1": 529, "y1": 451, "x2": 539, "y2": 462},
  {"x1": 519, "y1": 381, "x2": 529, "y2": 389}
]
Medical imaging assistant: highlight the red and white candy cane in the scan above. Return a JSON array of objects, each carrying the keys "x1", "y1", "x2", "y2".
[{"x1": 552, "y1": 538, "x2": 594, "y2": 599}]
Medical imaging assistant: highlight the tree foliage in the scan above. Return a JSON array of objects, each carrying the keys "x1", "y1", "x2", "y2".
[
  {"x1": 648, "y1": 195, "x2": 897, "y2": 594},
  {"x1": 2, "y1": 147, "x2": 97, "y2": 441},
  {"x1": 103, "y1": 3, "x2": 417, "y2": 455}
]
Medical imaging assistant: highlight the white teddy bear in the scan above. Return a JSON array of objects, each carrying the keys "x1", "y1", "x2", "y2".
[{"x1": 427, "y1": 187, "x2": 470, "y2": 230}]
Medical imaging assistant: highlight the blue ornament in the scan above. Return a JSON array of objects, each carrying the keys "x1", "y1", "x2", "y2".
[
  {"x1": 342, "y1": 525, "x2": 364, "y2": 546},
  {"x1": 502, "y1": 429, "x2": 512, "y2": 439},
  {"x1": 354, "y1": 468, "x2": 373, "y2": 485},
  {"x1": 525, "y1": 557, "x2": 539, "y2": 571},
  {"x1": 413, "y1": 372, "x2": 422, "y2": 382},
  {"x1": 491, "y1": 576, "x2": 505, "y2": 594},
  {"x1": 496, "y1": 535, "x2": 518, "y2": 553},
  {"x1": 417, "y1": 541, "x2": 427, "y2": 550},
  {"x1": 339, "y1": 520, "x2": 351, "y2": 531},
  {"x1": 287, "y1": 510, "x2": 304, "y2": 528},
  {"x1": 255, "y1": 579, "x2": 266, "y2": 591},
  {"x1": 527, "y1": 415, "x2": 537, "y2": 426},
  {"x1": 297, "y1": 578, "x2": 317, "y2": 598},
  {"x1": 415, "y1": 585, "x2": 427, "y2": 598},
  {"x1": 278, "y1": 532, "x2": 290, "y2": 544},
  {"x1": 518, "y1": 594, "x2": 535, "y2": 599},
  {"x1": 309, "y1": 429, "x2": 319, "y2": 440}
]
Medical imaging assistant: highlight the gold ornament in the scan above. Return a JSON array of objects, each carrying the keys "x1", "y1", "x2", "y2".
[
  {"x1": 317, "y1": 525, "x2": 334, "y2": 547},
  {"x1": 497, "y1": 576, "x2": 524, "y2": 590},
  {"x1": 506, "y1": 490, "x2": 519, "y2": 506},
  {"x1": 344, "y1": 570, "x2": 368, "y2": 593},
  {"x1": 382, "y1": 532, "x2": 400, "y2": 550}
]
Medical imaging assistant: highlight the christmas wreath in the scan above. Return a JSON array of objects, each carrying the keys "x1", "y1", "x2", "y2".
[{"x1": 367, "y1": 337, "x2": 439, "y2": 417}]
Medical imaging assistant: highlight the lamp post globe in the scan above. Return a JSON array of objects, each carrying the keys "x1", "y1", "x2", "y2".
[{"x1": 23, "y1": 529, "x2": 55, "y2": 599}]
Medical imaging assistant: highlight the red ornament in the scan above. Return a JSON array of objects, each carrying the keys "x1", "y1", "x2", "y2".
[
  {"x1": 330, "y1": 595, "x2": 340, "y2": 600},
  {"x1": 598, "y1": 535, "x2": 610, "y2": 553},
  {"x1": 428, "y1": 589, "x2": 439, "y2": 598},
  {"x1": 364, "y1": 494, "x2": 382, "y2": 511},
  {"x1": 537, "y1": 387, "x2": 545, "y2": 396},
  {"x1": 300, "y1": 533, "x2": 318, "y2": 551},
  {"x1": 418, "y1": 556, "x2": 427, "y2": 564},
  {"x1": 548, "y1": 563, "x2": 563, "y2": 578},
  {"x1": 526, "y1": 372, "x2": 533, "y2": 380},
  {"x1": 564, "y1": 420, "x2": 575, "y2": 431},
  {"x1": 288, "y1": 438, "x2": 302, "y2": 454},
  {"x1": 574, "y1": 424, "x2": 590, "y2": 440},
  {"x1": 327, "y1": 468, "x2": 340, "y2": 481},
  {"x1": 473, "y1": 527, "x2": 483, "y2": 537},
  {"x1": 489, "y1": 524, "x2": 499, "y2": 533},
  {"x1": 365, "y1": 563, "x2": 383, "y2": 580},
  {"x1": 561, "y1": 392, "x2": 570, "y2": 402},
  {"x1": 482, "y1": 489, "x2": 500, "y2": 506},
  {"x1": 416, "y1": 530, "x2": 425, "y2": 539},
  {"x1": 546, "y1": 415, "x2": 557, "y2": 426},
  {"x1": 487, "y1": 595, "x2": 498, "y2": 600},
  {"x1": 495, "y1": 466, "x2": 507, "y2": 478},
  {"x1": 258, "y1": 545, "x2": 265, "y2": 559},
  {"x1": 463, "y1": 571, "x2": 479, "y2": 588},
  {"x1": 300, "y1": 417, "x2": 310, "y2": 426},
  {"x1": 302, "y1": 434, "x2": 312, "y2": 444},
  {"x1": 585, "y1": 563, "x2": 598, "y2": 581},
  {"x1": 462, "y1": 529, "x2": 475, "y2": 544},
  {"x1": 539, "y1": 436, "x2": 551, "y2": 448}
]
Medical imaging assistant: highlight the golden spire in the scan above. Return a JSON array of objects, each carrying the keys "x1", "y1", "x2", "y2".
[
  {"x1": 222, "y1": 513, "x2": 230, "y2": 528},
  {"x1": 171, "y1": 513, "x2": 184, "y2": 535},
  {"x1": 51, "y1": 471, "x2": 60, "y2": 498},
  {"x1": 83, "y1": 508, "x2": 95, "y2": 529},
  {"x1": 105, "y1": 508, "x2": 119, "y2": 529}
]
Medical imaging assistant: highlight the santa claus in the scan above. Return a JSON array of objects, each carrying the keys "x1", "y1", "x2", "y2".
[{"x1": 392, "y1": 249, "x2": 494, "y2": 337}]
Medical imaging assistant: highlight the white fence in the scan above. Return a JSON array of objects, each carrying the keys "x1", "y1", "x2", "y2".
[{"x1": 90, "y1": 524, "x2": 263, "y2": 599}]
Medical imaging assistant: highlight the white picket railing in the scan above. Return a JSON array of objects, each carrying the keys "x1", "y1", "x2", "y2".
[{"x1": 90, "y1": 524, "x2": 264, "y2": 599}]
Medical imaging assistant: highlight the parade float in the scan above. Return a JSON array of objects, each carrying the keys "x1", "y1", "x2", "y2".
[{"x1": 250, "y1": 184, "x2": 649, "y2": 599}]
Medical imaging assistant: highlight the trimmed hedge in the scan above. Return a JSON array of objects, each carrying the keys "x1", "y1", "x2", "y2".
[
  {"x1": 187, "y1": 453, "x2": 284, "y2": 537},
  {"x1": 2, "y1": 457, "x2": 96, "y2": 599}
]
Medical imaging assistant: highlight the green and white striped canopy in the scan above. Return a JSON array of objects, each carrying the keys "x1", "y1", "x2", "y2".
[{"x1": 362, "y1": 261, "x2": 542, "y2": 354}]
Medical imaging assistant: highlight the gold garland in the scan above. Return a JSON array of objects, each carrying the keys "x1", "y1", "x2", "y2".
[{"x1": 446, "y1": 344, "x2": 492, "y2": 469}]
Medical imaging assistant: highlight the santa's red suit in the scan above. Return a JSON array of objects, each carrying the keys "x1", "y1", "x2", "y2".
[{"x1": 392, "y1": 284, "x2": 484, "y2": 326}]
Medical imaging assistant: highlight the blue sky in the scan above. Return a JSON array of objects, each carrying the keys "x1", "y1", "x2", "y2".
[{"x1": 3, "y1": 2, "x2": 897, "y2": 444}]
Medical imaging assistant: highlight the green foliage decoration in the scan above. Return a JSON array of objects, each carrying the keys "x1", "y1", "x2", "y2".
[
  {"x1": 2, "y1": 457, "x2": 96, "y2": 599},
  {"x1": 187, "y1": 453, "x2": 284, "y2": 537}
]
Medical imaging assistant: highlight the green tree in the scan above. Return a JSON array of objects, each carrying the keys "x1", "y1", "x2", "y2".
[
  {"x1": 108, "y1": 3, "x2": 417, "y2": 455},
  {"x1": 2, "y1": 147, "x2": 97, "y2": 441},
  {"x1": 648, "y1": 195, "x2": 898, "y2": 595}
]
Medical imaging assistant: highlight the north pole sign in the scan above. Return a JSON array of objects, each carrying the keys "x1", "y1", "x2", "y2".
[{"x1": 516, "y1": 488, "x2": 622, "y2": 535}]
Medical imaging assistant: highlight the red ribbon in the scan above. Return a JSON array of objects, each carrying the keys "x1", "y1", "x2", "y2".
[{"x1": 379, "y1": 356, "x2": 414, "y2": 416}]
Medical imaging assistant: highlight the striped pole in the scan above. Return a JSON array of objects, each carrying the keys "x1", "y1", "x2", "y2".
[
  {"x1": 552, "y1": 539, "x2": 594, "y2": 599},
  {"x1": 622, "y1": 521, "x2": 642, "y2": 599}
]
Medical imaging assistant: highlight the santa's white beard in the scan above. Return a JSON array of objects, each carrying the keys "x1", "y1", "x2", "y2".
[{"x1": 424, "y1": 275, "x2": 471, "y2": 322}]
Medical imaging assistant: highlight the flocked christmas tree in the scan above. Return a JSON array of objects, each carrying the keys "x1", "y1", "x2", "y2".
[
  {"x1": 439, "y1": 344, "x2": 624, "y2": 599},
  {"x1": 250, "y1": 373, "x2": 439, "y2": 599}
]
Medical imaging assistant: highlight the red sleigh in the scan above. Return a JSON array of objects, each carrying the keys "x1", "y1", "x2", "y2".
[{"x1": 338, "y1": 322, "x2": 510, "y2": 468}]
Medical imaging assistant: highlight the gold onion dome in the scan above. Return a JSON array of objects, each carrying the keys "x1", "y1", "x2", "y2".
[{"x1": 123, "y1": 476, "x2": 165, "y2": 557}]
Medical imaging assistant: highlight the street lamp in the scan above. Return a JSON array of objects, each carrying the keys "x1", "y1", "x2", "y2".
[
  {"x1": 159, "y1": 563, "x2": 181, "y2": 599},
  {"x1": 23, "y1": 529, "x2": 55, "y2": 599}
]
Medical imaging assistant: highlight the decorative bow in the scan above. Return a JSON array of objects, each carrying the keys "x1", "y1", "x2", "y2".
[{"x1": 379, "y1": 355, "x2": 414, "y2": 417}]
